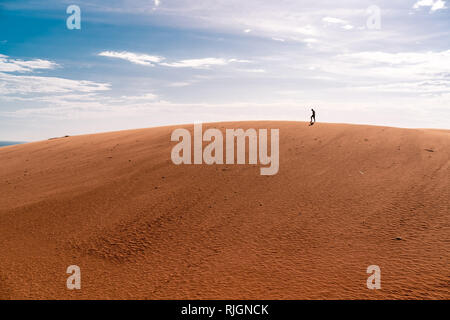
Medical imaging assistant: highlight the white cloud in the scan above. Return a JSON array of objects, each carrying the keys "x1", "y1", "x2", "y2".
[
  {"x1": 239, "y1": 68, "x2": 266, "y2": 73},
  {"x1": 413, "y1": 0, "x2": 447, "y2": 12},
  {"x1": 117, "y1": 93, "x2": 159, "y2": 102},
  {"x1": 2, "y1": 100, "x2": 297, "y2": 119},
  {"x1": 339, "y1": 50, "x2": 450, "y2": 72},
  {"x1": 320, "y1": 50, "x2": 450, "y2": 96},
  {"x1": 431, "y1": 0, "x2": 447, "y2": 11},
  {"x1": 322, "y1": 17, "x2": 348, "y2": 24},
  {"x1": 413, "y1": 0, "x2": 434, "y2": 9},
  {"x1": 154, "y1": 0, "x2": 160, "y2": 7},
  {"x1": 98, "y1": 51, "x2": 164, "y2": 66},
  {"x1": 0, "y1": 72, "x2": 110, "y2": 94},
  {"x1": 228, "y1": 59, "x2": 252, "y2": 63},
  {"x1": 98, "y1": 51, "x2": 250, "y2": 69},
  {"x1": 334, "y1": 51, "x2": 450, "y2": 84},
  {"x1": 353, "y1": 80, "x2": 450, "y2": 94},
  {"x1": 0, "y1": 54, "x2": 58, "y2": 73},
  {"x1": 54, "y1": 1, "x2": 445, "y2": 53},
  {"x1": 303, "y1": 38, "x2": 318, "y2": 43},
  {"x1": 168, "y1": 82, "x2": 192, "y2": 87},
  {"x1": 293, "y1": 25, "x2": 317, "y2": 36},
  {"x1": 322, "y1": 17, "x2": 354, "y2": 31},
  {"x1": 244, "y1": 29, "x2": 252, "y2": 33},
  {"x1": 322, "y1": 16, "x2": 354, "y2": 31},
  {"x1": 161, "y1": 58, "x2": 249, "y2": 69},
  {"x1": 161, "y1": 58, "x2": 227, "y2": 68}
]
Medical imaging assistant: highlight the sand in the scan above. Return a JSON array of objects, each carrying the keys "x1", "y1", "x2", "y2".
[{"x1": 0, "y1": 121, "x2": 448, "y2": 299}]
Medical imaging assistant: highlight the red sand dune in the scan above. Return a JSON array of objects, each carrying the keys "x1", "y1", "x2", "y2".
[{"x1": 0, "y1": 121, "x2": 448, "y2": 299}]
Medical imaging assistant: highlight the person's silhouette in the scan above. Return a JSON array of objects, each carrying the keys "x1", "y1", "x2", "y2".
[{"x1": 310, "y1": 108, "x2": 316, "y2": 125}]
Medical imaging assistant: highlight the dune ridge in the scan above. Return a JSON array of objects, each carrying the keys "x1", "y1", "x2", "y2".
[{"x1": 0, "y1": 121, "x2": 448, "y2": 299}]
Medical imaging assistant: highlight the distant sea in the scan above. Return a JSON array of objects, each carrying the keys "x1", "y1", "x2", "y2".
[{"x1": 0, "y1": 141, "x2": 25, "y2": 147}]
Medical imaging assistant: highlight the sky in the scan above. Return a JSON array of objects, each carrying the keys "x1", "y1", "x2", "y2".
[{"x1": 0, "y1": 0, "x2": 449, "y2": 141}]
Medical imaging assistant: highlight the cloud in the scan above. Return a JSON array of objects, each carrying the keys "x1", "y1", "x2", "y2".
[
  {"x1": 168, "y1": 82, "x2": 192, "y2": 87},
  {"x1": 117, "y1": 93, "x2": 159, "y2": 102},
  {"x1": 293, "y1": 25, "x2": 317, "y2": 36},
  {"x1": 323, "y1": 50, "x2": 450, "y2": 96},
  {"x1": 321, "y1": 16, "x2": 355, "y2": 33},
  {"x1": 154, "y1": 0, "x2": 160, "y2": 7},
  {"x1": 228, "y1": 59, "x2": 252, "y2": 63},
  {"x1": 98, "y1": 51, "x2": 250, "y2": 69},
  {"x1": 0, "y1": 90, "x2": 161, "y2": 120},
  {"x1": 333, "y1": 50, "x2": 450, "y2": 85},
  {"x1": 98, "y1": 51, "x2": 164, "y2": 66},
  {"x1": 322, "y1": 17, "x2": 354, "y2": 31},
  {"x1": 161, "y1": 58, "x2": 228, "y2": 68},
  {"x1": 413, "y1": 0, "x2": 447, "y2": 12},
  {"x1": 353, "y1": 79, "x2": 450, "y2": 94},
  {"x1": 431, "y1": 0, "x2": 447, "y2": 11},
  {"x1": 322, "y1": 17, "x2": 348, "y2": 24},
  {"x1": 303, "y1": 38, "x2": 318, "y2": 43},
  {"x1": 1, "y1": 90, "x2": 164, "y2": 121},
  {"x1": 0, "y1": 54, "x2": 112, "y2": 124},
  {"x1": 239, "y1": 68, "x2": 266, "y2": 73},
  {"x1": 414, "y1": 0, "x2": 436, "y2": 8},
  {"x1": 0, "y1": 72, "x2": 110, "y2": 94},
  {"x1": 161, "y1": 58, "x2": 249, "y2": 69},
  {"x1": 0, "y1": 54, "x2": 58, "y2": 73},
  {"x1": 3, "y1": 99, "x2": 302, "y2": 119},
  {"x1": 339, "y1": 50, "x2": 450, "y2": 72}
]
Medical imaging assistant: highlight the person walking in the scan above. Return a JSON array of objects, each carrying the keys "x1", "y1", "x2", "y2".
[{"x1": 310, "y1": 108, "x2": 316, "y2": 125}]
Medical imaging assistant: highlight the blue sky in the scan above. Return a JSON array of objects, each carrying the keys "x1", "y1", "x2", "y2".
[{"x1": 1, "y1": 0, "x2": 449, "y2": 141}]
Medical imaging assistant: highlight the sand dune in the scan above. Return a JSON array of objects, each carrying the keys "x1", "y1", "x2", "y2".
[{"x1": 0, "y1": 121, "x2": 448, "y2": 299}]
